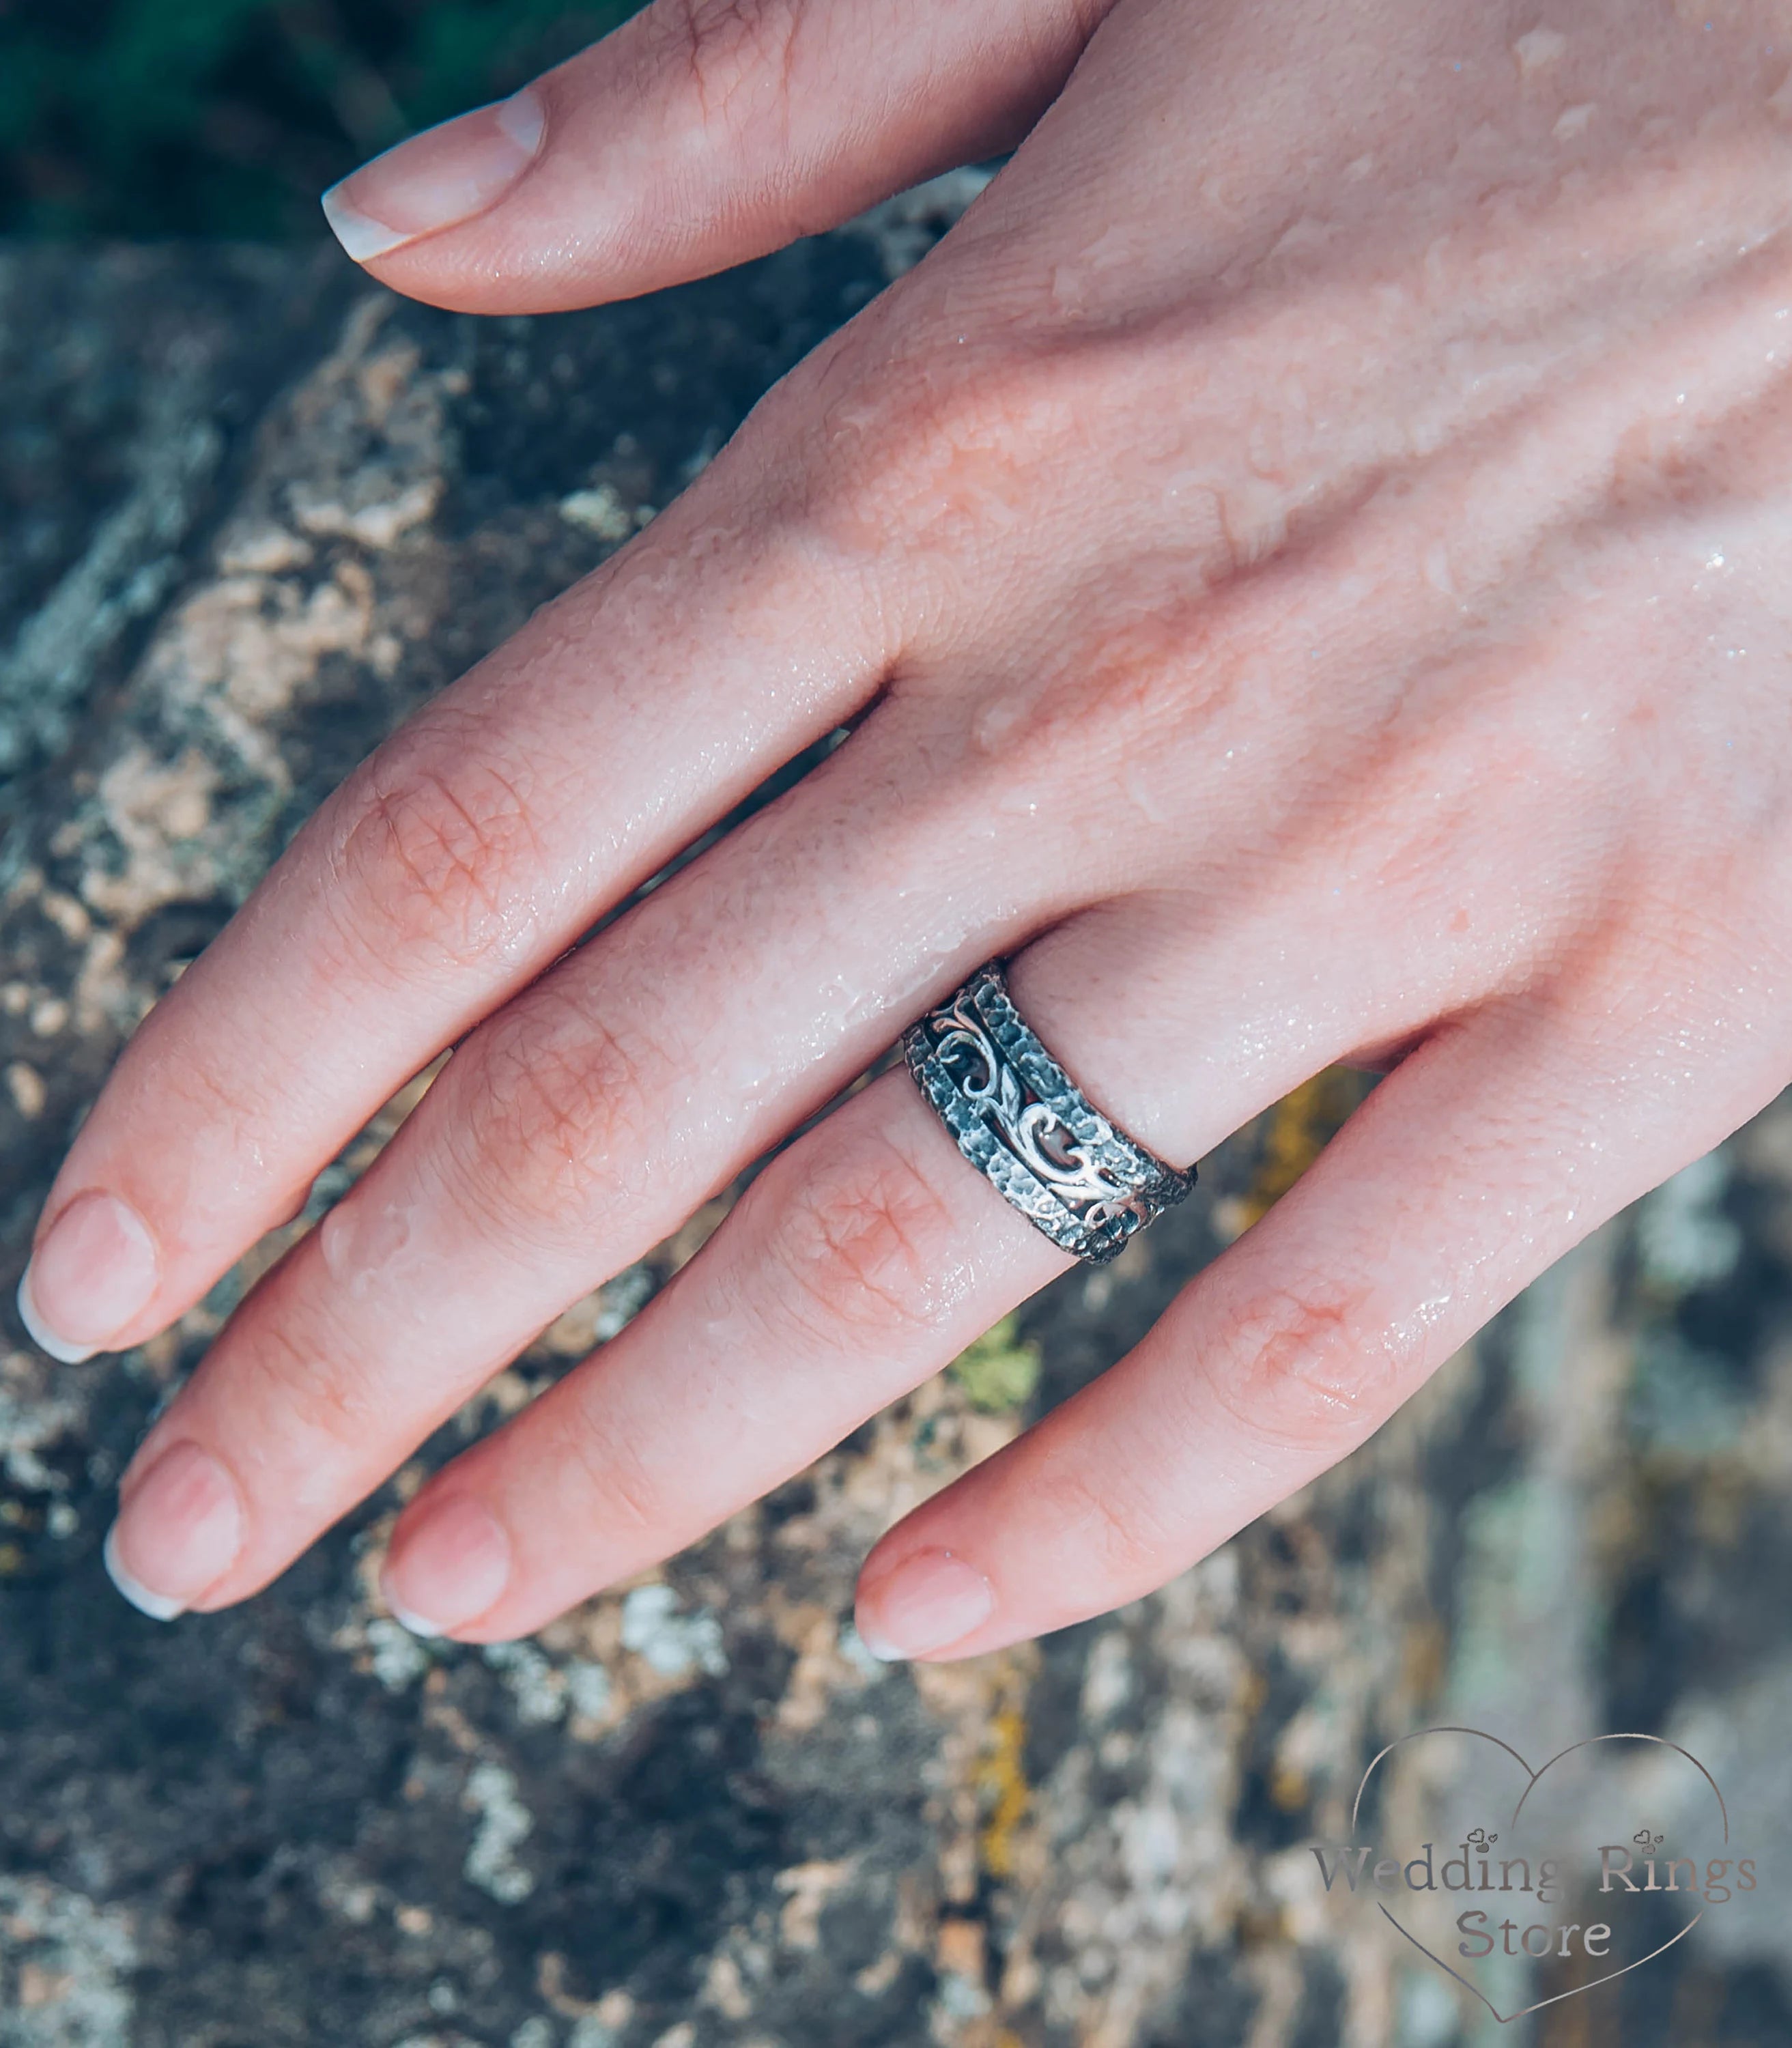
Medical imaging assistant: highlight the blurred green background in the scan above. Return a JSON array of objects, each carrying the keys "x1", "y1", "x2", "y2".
[{"x1": 0, "y1": 0, "x2": 641, "y2": 236}]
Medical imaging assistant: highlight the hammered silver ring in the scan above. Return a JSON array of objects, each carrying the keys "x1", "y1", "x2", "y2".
[{"x1": 902, "y1": 961, "x2": 1196, "y2": 1265}]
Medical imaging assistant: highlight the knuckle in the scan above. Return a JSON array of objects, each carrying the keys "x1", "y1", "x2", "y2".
[
  {"x1": 750, "y1": 1126, "x2": 957, "y2": 1342},
  {"x1": 327, "y1": 728, "x2": 545, "y2": 977},
  {"x1": 802, "y1": 342, "x2": 1029, "y2": 546},
  {"x1": 649, "y1": 0, "x2": 803, "y2": 124},
  {"x1": 240, "y1": 1311, "x2": 381, "y2": 1462},
  {"x1": 1207, "y1": 1274, "x2": 1408, "y2": 1451},
  {"x1": 126, "y1": 1014, "x2": 272, "y2": 1156},
  {"x1": 445, "y1": 990, "x2": 662, "y2": 1240},
  {"x1": 1029, "y1": 1455, "x2": 1172, "y2": 1586},
  {"x1": 548, "y1": 1395, "x2": 664, "y2": 1541}
]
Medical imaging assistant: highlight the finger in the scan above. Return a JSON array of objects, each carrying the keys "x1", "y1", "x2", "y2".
[
  {"x1": 94, "y1": 693, "x2": 1075, "y2": 1621},
  {"x1": 17, "y1": 489, "x2": 889, "y2": 1367},
  {"x1": 320, "y1": 0, "x2": 1107, "y2": 314},
  {"x1": 853, "y1": 976, "x2": 1791, "y2": 1660},
  {"x1": 380, "y1": 1068, "x2": 1067, "y2": 1638},
  {"x1": 91, "y1": 660, "x2": 1540, "y2": 1630},
  {"x1": 96, "y1": 808, "x2": 1429, "y2": 1624},
  {"x1": 369, "y1": 888, "x2": 1475, "y2": 1642},
  {"x1": 83, "y1": 442, "x2": 1601, "y2": 1627}
]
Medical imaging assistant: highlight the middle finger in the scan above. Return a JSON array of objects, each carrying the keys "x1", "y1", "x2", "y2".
[{"x1": 100, "y1": 680, "x2": 1095, "y2": 1615}]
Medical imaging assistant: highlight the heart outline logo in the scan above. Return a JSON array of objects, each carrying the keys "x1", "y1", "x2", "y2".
[{"x1": 1348, "y1": 1726, "x2": 1729, "y2": 2025}]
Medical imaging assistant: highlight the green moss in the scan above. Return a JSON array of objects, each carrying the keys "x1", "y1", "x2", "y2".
[{"x1": 947, "y1": 1314, "x2": 1042, "y2": 1414}]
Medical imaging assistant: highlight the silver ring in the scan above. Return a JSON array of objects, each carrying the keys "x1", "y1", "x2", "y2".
[{"x1": 902, "y1": 961, "x2": 1196, "y2": 1265}]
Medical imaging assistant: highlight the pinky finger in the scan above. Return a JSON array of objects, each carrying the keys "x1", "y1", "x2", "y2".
[{"x1": 855, "y1": 993, "x2": 1785, "y2": 1661}]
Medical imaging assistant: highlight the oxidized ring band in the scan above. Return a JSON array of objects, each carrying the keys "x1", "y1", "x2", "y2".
[{"x1": 902, "y1": 961, "x2": 1196, "y2": 1265}]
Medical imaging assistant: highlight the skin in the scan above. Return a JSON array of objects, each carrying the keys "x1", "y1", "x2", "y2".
[{"x1": 22, "y1": 0, "x2": 1792, "y2": 1655}]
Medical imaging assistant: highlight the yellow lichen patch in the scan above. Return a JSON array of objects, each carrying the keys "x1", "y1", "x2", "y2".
[
  {"x1": 1269, "y1": 1759, "x2": 1308, "y2": 1813},
  {"x1": 1402, "y1": 1615, "x2": 1448, "y2": 1705},
  {"x1": 907, "y1": 1651, "x2": 1031, "y2": 1891},
  {"x1": 977, "y1": 1703, "x2": 1032, "y2": 1881},
  {"x1": 948, "y1": 1313, "x2": 1042, "y2": 1414},
  {"x1": 1216, "y1": 1066, "x2": 1366, "y2": 1238}
]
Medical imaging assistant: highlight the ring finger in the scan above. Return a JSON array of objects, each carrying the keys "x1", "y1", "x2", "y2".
[{"x1": 370, "y1": 890, "x2": 1477, "y2": 1642}]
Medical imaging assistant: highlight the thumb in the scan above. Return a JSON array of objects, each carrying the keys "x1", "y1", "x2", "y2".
[{"x1": 321, "y1": 0, "x2": 1107, "y2": 315}]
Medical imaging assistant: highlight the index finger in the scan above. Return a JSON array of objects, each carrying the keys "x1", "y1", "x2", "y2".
[{"x1": 17, "y1": 468, "x2": 887, "y2": 1365}]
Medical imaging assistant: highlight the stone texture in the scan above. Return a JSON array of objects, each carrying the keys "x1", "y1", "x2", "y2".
[{"x1": 3, "y1": 206, "x2": 1792, "y2": 2047}]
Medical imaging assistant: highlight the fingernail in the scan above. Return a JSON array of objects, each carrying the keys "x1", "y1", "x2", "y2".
[
  {"x1": 104, "y1": 1441, "x2": 244, "y2": 1621},
  {"x1": 382, "y1": 1496, "x2": 511, "y2": 1637},
  {"x1": 321, "y1": 87, "x2": 545, "y2": 262},
  {"x1": 855, "y1": 1548, "x2": 995, "y2": 1662},
  {"x1": 18, "y1": 1190, "x2": 159, "y2": 1363}
]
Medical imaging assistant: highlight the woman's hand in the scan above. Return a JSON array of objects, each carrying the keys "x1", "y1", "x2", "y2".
[{"x1": 22, "y1": 0, "x2": 1792, "y2": 1657}]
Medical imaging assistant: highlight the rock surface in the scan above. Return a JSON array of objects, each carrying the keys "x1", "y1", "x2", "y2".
[{"x1": 3, "y1": 209, "x2": 1792, "y2": 2048}]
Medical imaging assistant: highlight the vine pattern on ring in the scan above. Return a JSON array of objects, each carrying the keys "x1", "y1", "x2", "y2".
[{"x1": 933, "y1": 990, "x2": 1143, "y2": 1228}]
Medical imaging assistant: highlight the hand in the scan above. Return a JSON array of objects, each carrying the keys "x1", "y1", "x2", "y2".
[{"x1": 21, "y1": 0, "x2": 1792, "y2": 1658}]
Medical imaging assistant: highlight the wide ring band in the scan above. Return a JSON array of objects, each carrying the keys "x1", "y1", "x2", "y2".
[{"x1": 902, "y1": 961, "x2": 1195, "y2": 1265}]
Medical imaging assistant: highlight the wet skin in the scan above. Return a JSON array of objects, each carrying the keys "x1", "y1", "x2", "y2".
[{"x1": 20, "y1": 0, "x2": 1792, "y2": 1658}]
